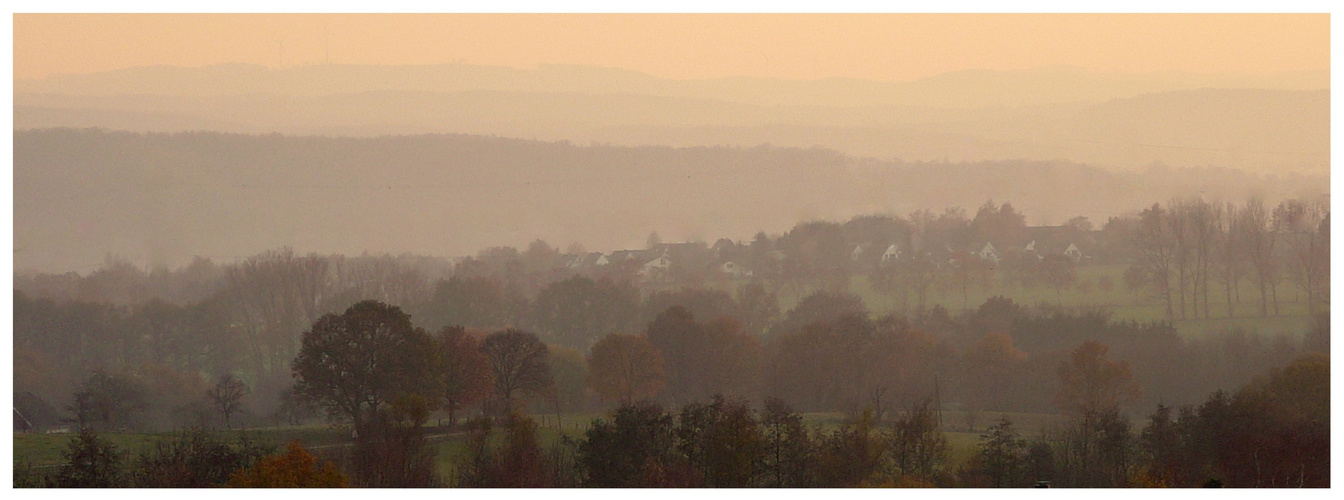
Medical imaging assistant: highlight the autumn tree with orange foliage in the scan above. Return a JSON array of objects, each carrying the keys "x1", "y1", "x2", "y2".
[
  {"x1": 227, "y1": 441, "x2": 348, "y2": 488},
  {"x1": 964, "y1": 332, "x2": 1028, "y2": 411},
  {"x1": 436, "y1": 326, "x2": 492, "y2": 427},
  {"x1": 1055, "y1": 340, "x2": 1141, "y2": 416},
  {"x1": 586, "y1": 333, "x2": 665, "y2": 404}
]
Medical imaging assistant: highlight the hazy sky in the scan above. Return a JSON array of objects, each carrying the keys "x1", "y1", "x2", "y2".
[{"x1": 14, "y1": 13, "x2": 1329, "y2": 82}]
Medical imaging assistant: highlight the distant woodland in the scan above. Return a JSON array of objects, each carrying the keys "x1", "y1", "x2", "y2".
[
  {"x1": 15, "y1": 177, "x2": 1328, "y2": 420},
  {"x1": 14, "y1": 128, "x2": 1327, "y2": 273},
  {"x1": 11, "y1": 64, "x2": 1330, "y2": 488},
  {"x1": 14, "y1": 189, "x2": 1329, "y2": 487}
]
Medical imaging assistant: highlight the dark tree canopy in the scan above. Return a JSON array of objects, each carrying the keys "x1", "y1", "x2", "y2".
[
  {"x1": 645, "y1": 306, "x2": 761, "y2": 404},
  {"x1": 586, "y1": 333, "x2": 665, "y2": 404},
  {"x1": 529, "y1": 276, "x2": 639, "y2": 349},
  {"x1": 640, "y1": 287, "x2": 741, "y2": 329},
  {"x1": 578, "y1": 401, "x2": 680, "y2": 487},
  {"x1": 421, "y1": 276, "x2": 512, "y2": 331},
  {"x1": 291, "y1": 300, "x2": 440, "y2": 435},
  {"x1": 480, "y1": 328, "x2": 554, "y2": 414},
  {"x1": 1055, "y1": 340, "x2": 1142, "y2": 416},
  {"x1": 772, "y1": 290, "x2": 868, "y2": 338},
  {"x1": 68, "y1": 371, "x2": 149, "y2": 431}
]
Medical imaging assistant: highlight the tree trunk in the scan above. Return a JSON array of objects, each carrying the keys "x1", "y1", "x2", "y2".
[
  {"x1": 1163, "y1": 280, "x2": 1174, "y2": 322},
  {"x1": 1177, "y1": 265, "x2": 1187, "y2": 320},
  {"x1": 1259, "y1": 278, "x2": 1269, "y2": 317},
  {"x1": 553, "y1": 397, "x2": 562, "y2": 430},
  {"x1": 1271, "y1": 281, "x2": 1279, "y2": 316}
]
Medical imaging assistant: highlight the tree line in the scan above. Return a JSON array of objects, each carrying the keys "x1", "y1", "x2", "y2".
[
  {"x1": 23, "y1": 306, "x2": 1326, "y2": 487},
  {"x1": 1126, "y1": 197, "x2": 1329, "y2": 320},
  {"x1": 14, "y1": 212, "x2": 1328, "y2": 434}
]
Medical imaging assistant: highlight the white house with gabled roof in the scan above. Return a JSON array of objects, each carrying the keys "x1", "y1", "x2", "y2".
[
  {"x1": 881, "y1": 244, "x2": 901, "y2": 263},
  {"x1": 1064, "y1": 243, "x2": 1082, "y2": 261},
  {"x1": 977, "y1": 242, "x2": 1000, "y2": 263}
]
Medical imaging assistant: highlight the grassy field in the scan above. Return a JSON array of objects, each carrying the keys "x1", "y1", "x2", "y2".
[
  {"x1": 13, "y1": 432, "x2": 166, "y2": 468},
  {"x1": 758, "y1": 265, "x2": 1320, "y2": 341}
]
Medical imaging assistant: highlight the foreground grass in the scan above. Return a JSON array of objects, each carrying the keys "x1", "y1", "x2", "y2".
[{"x1": 13, "y1": 432, "x2": 166, "y2": 468}]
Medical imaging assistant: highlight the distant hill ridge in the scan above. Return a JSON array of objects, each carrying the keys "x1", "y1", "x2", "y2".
[
  {"x1": 16, "y1": 85, "x2": 1328, "y2": 175},
  {"x1": 16, "y1": 62, "x2": 1328, "y2": 108},
  {"x1": 13, "y1": 128, "x2": 1327, "y2": 274}
]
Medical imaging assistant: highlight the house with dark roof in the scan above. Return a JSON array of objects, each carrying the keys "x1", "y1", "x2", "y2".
[
  {"x1": 565, "y1": 252, "x2": 610, "y2": 270},
  {"x1": 1021, "y1": 225, "x2": 1094, "y2": 262}
]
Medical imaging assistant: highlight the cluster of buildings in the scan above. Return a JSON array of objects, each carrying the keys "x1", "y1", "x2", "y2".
[{"x1": 561, "y1": 225, "x2": 1093, "y2": 285}]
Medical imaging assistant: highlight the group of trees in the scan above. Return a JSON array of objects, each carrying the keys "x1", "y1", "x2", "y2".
[
  {"x1": 452, "y1": 347, "x2": 1327, "y2": 488},
  {"x1": 21, "y1": 289, "x2": 1327, "y2": 488},
  {"x1": 17, "y1": 283, "x2": 1323, "y2": 437},
  {"x1": 290, "y1": 288, "x2": 1322, "y2": 446},
  {"x1": 19, "y1": 429, "x2": 346, "y2": 488},
  {"x1": 45, "y1": 364, "x2": 251, "y2": 433},
  {"x1": 968, "y1": 351, "x2": 1330, "y2": 488},
  {"x1": 14, "y1": 195, "x2": 1325, "y2": 416},
  {"x1": 286, "y1": 300, "x2": 560, "y2": 486},
  {"x1": 11, "y1": 194, "x2": 1327, "y2": 486},
  {"x1": 1135, "y1": 353, "x2": 1329, "y2": 487},
  {"x1": 1127, "y1": 197, "x2": 1329, "y2": 320},
  {"x1": 453, "y1": 396, "x2": 952, "y2": 488}
]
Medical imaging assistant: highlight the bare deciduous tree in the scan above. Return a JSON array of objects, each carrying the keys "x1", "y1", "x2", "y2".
[
  {"x1": 1273, "y1": 199, "x2": 1329, "y2": 314},
  {"x1": 1128, "y1": 203, "x2": 1177, "y2": 320},
  {"x1": 206, "y1": 374, "x2": 249, "y2": 429},
  {"x1": 1234, "y1": 199, "x2": 1279, "y2": 316}
]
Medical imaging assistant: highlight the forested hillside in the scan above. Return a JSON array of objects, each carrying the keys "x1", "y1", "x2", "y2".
[{"x1": 14, "y1": 128, "x2": 1326, "y2": 273}]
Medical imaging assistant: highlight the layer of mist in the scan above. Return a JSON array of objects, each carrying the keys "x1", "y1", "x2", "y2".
[{"x1": 15, "y1": 64, "x2": 1330, "y2": 175}]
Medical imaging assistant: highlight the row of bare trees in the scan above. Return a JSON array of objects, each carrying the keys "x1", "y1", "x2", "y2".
[{"x1": 1127, "y1": 197, "x2": 1328, "y2": 320}]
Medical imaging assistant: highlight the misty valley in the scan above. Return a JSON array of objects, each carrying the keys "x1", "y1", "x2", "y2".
[
  {"x1": 10, "y1": 20, "x2": 1331, "y2": 488},
  {"x1": 13, "y1": 178, "x2": 1328, "y2": 487}
]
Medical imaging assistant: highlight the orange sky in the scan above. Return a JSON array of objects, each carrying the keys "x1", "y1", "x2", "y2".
[{"x1": 13, "y1": 13, "x2": 1330, "y2": 82}]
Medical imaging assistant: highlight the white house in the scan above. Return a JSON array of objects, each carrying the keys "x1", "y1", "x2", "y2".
[
  {"x1": 639, "y1": 249, "x2": 672, "y2": 276},
  {"x1": 1064, "y1": 243, "x2": 1083, "y2": 261},
  {"x1": 565, "y1": 252, "x2": 610, "y2": 269},
  {"x1": 720, "y1": 261, "x2": 752, "y2": 279},
  {"x1": 977, "y1": 242, "x2": 1000, "y2": 263},
  {"x1": 881, "y1": 244, "x2": 901, "y2": 263}
]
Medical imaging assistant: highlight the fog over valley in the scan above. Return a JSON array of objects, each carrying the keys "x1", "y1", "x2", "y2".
[
  {"x1": 11, "y1": 14, "x2": 1331, "y2": 490},
  {"x1": 12, "y1": 63, "x2": 1330, "y2": 273}
]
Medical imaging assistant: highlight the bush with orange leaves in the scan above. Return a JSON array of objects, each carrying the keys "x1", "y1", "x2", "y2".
[{"x1": 227, "y1": 441, "x2": 348, "y2": 488}]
